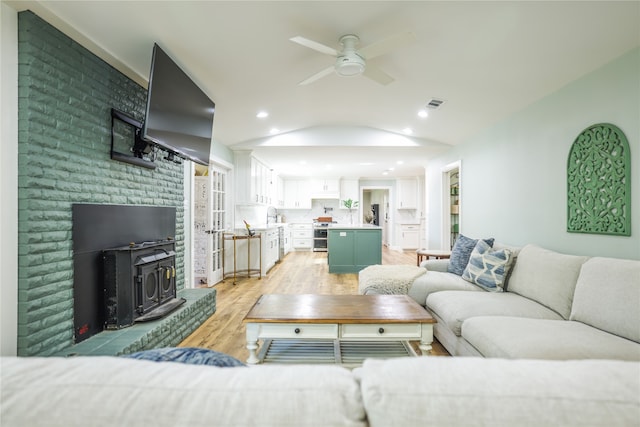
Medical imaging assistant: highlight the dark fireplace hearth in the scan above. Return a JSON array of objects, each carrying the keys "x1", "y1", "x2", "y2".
[{"x1": 103, "y1": 239, "x2": 185, "y2": 329}]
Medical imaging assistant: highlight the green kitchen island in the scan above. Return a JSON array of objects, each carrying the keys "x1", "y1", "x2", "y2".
[{"x1": 327, "y1": 225, "x2": 382, "y2": 273}]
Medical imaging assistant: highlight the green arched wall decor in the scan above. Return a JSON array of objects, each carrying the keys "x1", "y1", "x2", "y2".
[{"x1": 567, "y1": 123, "x2": 631, "y2": 236}]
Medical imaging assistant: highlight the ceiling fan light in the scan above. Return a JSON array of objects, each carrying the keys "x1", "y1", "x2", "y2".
[{"x1": 335, "y1": 54, "x2": 365, "y2": 76}]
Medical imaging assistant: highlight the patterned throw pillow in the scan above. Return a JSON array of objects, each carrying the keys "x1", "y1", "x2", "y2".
[
  {"x1": 123, "y1": 347, "x2": 246, "y2": 367},
  {"x1": 462, "y1": 240, "x2": 513, "y2": 291},
  {"x1": 447, "y1": 234, "x2": 495, "y2": 276}
]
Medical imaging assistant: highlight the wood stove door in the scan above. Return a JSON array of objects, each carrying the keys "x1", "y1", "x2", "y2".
[{"x1": 137, "y1": 262, "x2": 160, "y2": 315}]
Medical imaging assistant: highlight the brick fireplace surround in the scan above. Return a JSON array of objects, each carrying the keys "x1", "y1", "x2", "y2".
[{"x1": 17, "y1": 11, "x2": 215, "y2": 356}]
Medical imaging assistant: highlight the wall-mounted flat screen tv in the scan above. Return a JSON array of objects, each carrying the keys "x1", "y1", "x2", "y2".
[{"x1": 142, "y1": 43, "x2": 215, "y2": 166}]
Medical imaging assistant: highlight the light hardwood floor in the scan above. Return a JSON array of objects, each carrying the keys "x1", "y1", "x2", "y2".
[{"x1": 179, "y1": 247, "x2": 450, "y2": 360}]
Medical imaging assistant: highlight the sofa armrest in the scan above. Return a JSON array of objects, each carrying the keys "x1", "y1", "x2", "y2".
[{"x1": 419, "y1": 259, "x2": 449, "y2": 272}]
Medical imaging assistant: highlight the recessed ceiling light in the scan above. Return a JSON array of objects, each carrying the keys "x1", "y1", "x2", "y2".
[
  {"x1": 418, "y1": 109, "x2": 428, "y2": 118},
  {"x1": 269, "y1": 128, "x2": 279, "y2": 134},
  {"x1": 382, "y1": 171, "x2": 389, "y2": 175},
  {"x1": 256, "y1": 111, "x2": 269, "y2": 119},
  {"x1": 403, "y1": 128, "x2": 413, "y2": 135},
  {"x1": 396, "y1": 160, "x2": 404, "y2": 165},
  {"x1": 359, "y1": 162, "x2": 375, "y2": 166}
]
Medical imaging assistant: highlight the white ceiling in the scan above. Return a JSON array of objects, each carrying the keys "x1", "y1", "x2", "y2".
[{"x1": 8, "y1": 1, "x2": 640, "y2": 178}]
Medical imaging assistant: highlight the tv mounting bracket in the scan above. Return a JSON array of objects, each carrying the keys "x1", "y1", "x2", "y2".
[{"x1": 110, "y1": 108, "x2": 157, "y2": 170}]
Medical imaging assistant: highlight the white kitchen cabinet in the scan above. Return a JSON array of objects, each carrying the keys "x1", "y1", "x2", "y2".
[
  {"x1": 400, "y1": 224, "x2": 420, "y2": 249},
  {"x1": 339, "y1": 179, "x2": 359, "y2": 208},
  {"x1": 396, "y1": 178, "x2": 418, "y2": 209},
  {"x1": 262, "y1": 228, "x2": 280, "y2": 273},
  {"x1": 284, "y1": 180, "x2": 312, "y2": 209},
  {"x1": 235, "y1": 151, "x2": 275, "y2": 205},
  {"x1": 291, "y1": 223, "x2": 313, "y2": 250},
  {"x1": 310, "y1": 178, "x2": 340, "y2": 198},
  {"x1": 275, "y1": 176, "x2": 285, "y2": 208},
  {"x1": 282, "y1": 225, "x2": 292, "y2": 255}
]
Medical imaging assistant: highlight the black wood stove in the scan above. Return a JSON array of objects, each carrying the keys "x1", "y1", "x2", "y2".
[{"x1": 103, "y1": 239, "x2": 185, "y2": 329}]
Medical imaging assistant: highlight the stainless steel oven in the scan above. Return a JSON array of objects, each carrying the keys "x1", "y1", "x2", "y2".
[{"x1": 313, "y1": 226, "x2": 328, "y2": 252}]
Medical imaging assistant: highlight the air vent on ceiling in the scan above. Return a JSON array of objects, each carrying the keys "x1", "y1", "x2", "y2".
[{"x1": 426, "y1": 98, "x2": 445, "y2": 109}]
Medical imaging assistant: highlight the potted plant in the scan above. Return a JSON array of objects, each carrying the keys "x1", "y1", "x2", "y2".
[{"x1": 342, "y1": 199, "x2": 359, "y2": 224}]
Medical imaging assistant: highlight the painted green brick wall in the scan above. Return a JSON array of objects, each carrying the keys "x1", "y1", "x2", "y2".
[{"x1": 17, "y1": 11, "x2": 186, "y2": 356}]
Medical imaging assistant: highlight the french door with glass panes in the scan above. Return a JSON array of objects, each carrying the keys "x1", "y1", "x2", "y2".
[
  {"x1": 208, "y1": 167, "x2": 227, "y2": 285},
  {"x1": 193, "y1": 165, "x2": 228, "y2": 286}
]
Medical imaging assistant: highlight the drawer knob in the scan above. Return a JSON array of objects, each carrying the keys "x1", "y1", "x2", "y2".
[
  {"x1": 294, "y1": 328, "x2": 301, "y2": 334},
  {"x1": 378, "y1": 327, "x2": 385, "y2": 334}
]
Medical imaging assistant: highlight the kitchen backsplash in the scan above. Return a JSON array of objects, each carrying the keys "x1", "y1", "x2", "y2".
[
  {"x1": 236, "y1": 198, "x2": 420, "y2": 227},
  {"x1": 235, "y1": 199, "x2": 346, "y2": 227}
]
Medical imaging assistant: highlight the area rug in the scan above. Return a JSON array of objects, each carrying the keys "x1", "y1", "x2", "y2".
[{"x1": 358, "y1": 265, "x2": 426, "y2": 295}]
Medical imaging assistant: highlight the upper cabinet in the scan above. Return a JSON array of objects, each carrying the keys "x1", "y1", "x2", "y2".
[
  {"x1": 275, "y1": 175, "x2": 285, "y2": 208},
  {"x1": 235, "y1": 151, "x2": 277, "y2": 205},
  {"x1": 310, "y1": 178, "x2": 340, "y2": 199},
  {"x1": 396, "y1": 178, "x2": 418, "y2": 209},
  {"x1": 283, "y1": 179, "x2": 312, "y2": 209}
]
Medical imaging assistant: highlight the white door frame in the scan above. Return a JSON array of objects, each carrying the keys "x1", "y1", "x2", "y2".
[
  {"x1": 441, "y1": 160, "x2": 461, "y2": 250},
  {"x1": 360, "y1": 185, "x2": 394, "y2": 248}
]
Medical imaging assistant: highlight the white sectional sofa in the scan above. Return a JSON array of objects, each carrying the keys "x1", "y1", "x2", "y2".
[
  {"x1": 410, "y1": 244, "x2": 640, "y2": 360},
  {"x1": 2, "y1": 355, "x2": 639, "y2": 426}
]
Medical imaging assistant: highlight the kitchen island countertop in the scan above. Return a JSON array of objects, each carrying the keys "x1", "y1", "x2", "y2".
[{"x1": 328, "y1": 224, "x2": 382, "y2": 229}]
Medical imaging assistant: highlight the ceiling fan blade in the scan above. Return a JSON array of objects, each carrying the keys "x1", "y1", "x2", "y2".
[
  {"x1": 290, "y1": 36, "x2": 339, "y2": 56},
  {"x1": 362, "y1": 65, "x2": 394, "y2": 86},
  {"x1": 298, "y1": 65, "x2": 335, "y2": 85},
  {"x1": 359, "y1": 31, "x2": 416, "y2": 59}
]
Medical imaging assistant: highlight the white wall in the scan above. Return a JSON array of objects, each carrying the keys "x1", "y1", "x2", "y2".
[
  {"x1": 426, "y1": 47, "x2": 640, "y2": 259},
  {"x1": 1, "y1": 2, "x2": 18, "y2": 356}
]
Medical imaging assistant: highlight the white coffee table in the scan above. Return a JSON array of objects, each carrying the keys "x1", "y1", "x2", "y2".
[{"x1": 242, "y1": 294, "x2": 436, "y2": 365}]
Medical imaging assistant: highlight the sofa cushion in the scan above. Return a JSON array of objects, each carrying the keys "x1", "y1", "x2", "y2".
[
  {"x1": 359, "y1": 357, "x2": 640, "y2": 427},
  {"x1": 447, "y1": 234, "x2": 495, "y2": 275},
  {"x1": 407, "y1": 271, "x2": 481, "y2": 306},
  {"x1": 462, "y1": 239, "x2": 513, "y2": 291},
  {"x1": 1, "y1": 356, "x2": 367, "y2": 427},
  {"x1": 426, "y1": 291, "x2": 563, "y2": 336},
  {"x1": 462, "y1": 316, "x2": 640, "y2": 361},
  {"x1": 570, "y1": 257, "x2": 640, "y2": 343},
  {"x1": 507, "y1": 245, "x2": 589, "y2": 319}
]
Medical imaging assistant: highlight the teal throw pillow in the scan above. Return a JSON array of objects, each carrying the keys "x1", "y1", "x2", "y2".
[
  {"x1": 462, "y1": 240, "x2": 513, "y2": 291},
  {"x1": 447, "y1": 234, "x2": 495, "y2": 276},
  {"x1": 123, "y1": 347, "x2": 246, "y2": 367}
]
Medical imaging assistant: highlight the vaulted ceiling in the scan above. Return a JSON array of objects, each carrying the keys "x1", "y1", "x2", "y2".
[{"x1": 8, "y1": 1, "x2": 640, "y2": 177}]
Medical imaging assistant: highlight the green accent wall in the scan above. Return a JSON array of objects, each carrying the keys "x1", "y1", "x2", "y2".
[{"x1": 17, "y1": 11, "x2": 186, "y2": 356}]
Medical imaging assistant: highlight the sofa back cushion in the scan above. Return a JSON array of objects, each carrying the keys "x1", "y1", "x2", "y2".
[
  {"x1": 359, "y1": 357, "x2": 640, "y2": 427},
  {"x1": 507, "y1": 245, "x2": 589, "y2": 319},
  {"x1": 570, "y1": 257, "x2": 640, "y2": 343},
  {"x1": 447, "y1": 234, "x2": 495, "y2": 275},
  {"x1": 1, "y1": 356, "x2": 367, "y2": 427}
]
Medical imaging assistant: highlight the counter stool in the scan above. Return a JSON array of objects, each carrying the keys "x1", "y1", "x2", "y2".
[{"x1": 416, "y1": 249, "x2": 451, "y2": 266}]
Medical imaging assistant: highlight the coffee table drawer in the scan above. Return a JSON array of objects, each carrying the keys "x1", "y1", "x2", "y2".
[
  {"x1": 258, "y1": 323, "x2": 338, "y2": 339},
  {"x1": 341, "y1": 323, "x2": 421, "y2": 339}
]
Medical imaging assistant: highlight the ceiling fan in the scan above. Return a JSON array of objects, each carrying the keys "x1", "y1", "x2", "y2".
[{"x1": 290, "y1": 31, "x2": 416, "y2": 86}]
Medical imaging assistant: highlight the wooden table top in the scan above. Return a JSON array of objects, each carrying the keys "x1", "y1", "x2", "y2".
[{"x1": 243, "y1": 294, "x2": 435, "y2": 324}]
